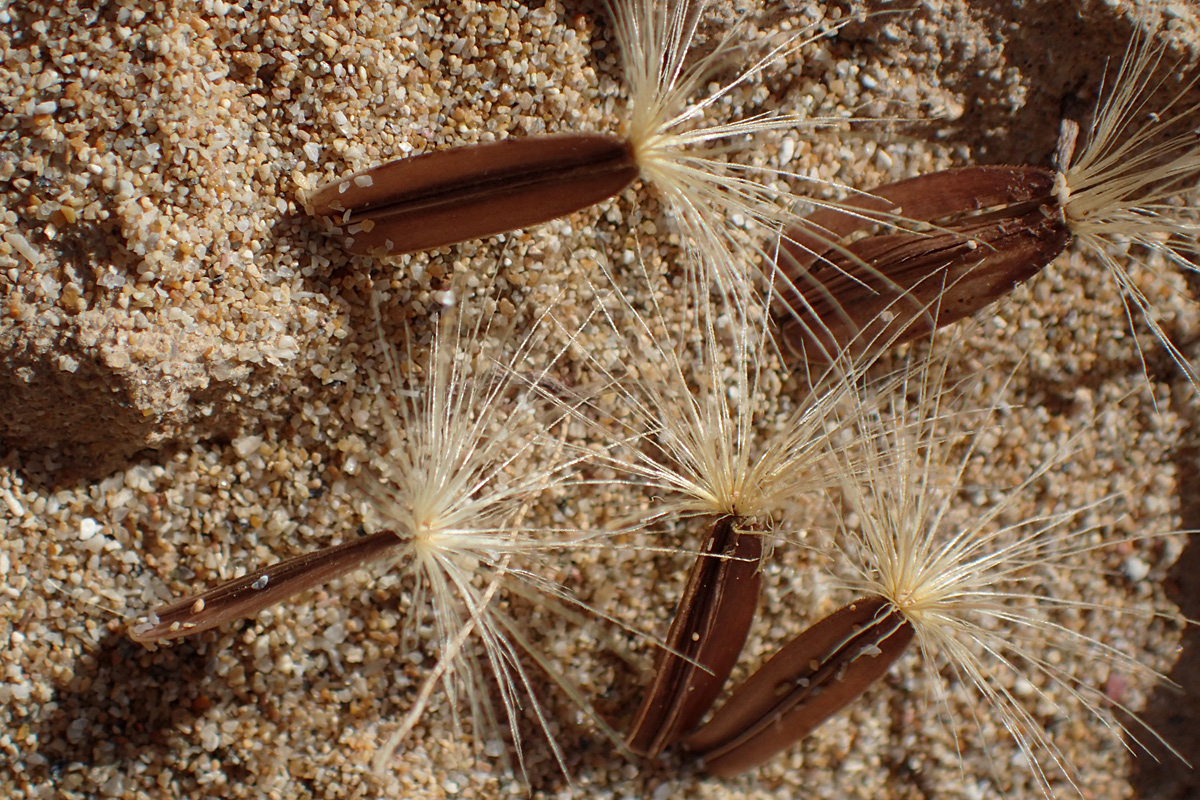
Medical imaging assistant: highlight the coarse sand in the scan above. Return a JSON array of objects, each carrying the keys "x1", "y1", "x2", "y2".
[{"x1": 2, "y1": 1, "x2": 1199, "y2": 798}]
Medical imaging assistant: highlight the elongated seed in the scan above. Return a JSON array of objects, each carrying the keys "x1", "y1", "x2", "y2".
[
  {"x1": 129, "y1": 530, "x2": 406, "y2": 643},
  {"x1": 684, "y1": 596, "x2": 914, "y2": 776},
  {"x1": 307, "y1": 133, "x2": 640, "y2": 255},
  {"x1": 775, "y1": 166, "x2": 1069, "y2": 366},
  {"x1": 625, "y1": 515, "x2": 764, "y2": 756}
]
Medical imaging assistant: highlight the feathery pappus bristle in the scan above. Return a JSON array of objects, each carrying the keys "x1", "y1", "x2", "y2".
[
  {"x1": 1056, "y1": 16, "x2": 1200, "y2": 387},
  {"x1": 609, "y1": 0, "x2": 858, "y2": 319},
  {"x1": 356, "y1": 287, "x2": 631, "y2": 778},
  {"x1": 580, "y1": 255, "x2": 855, "y2": 530}
]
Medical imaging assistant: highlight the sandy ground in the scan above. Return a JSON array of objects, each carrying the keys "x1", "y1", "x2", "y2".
[{"x1": 2, "y1": 1, "x2": 1199, "y2": 798}]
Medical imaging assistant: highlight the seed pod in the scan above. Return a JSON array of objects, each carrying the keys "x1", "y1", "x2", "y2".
[
  {"x1": 684, "y1": 595, "x2": 914, "y2": 776},
  {"x1": 625, "y1": 515, "x2": 764, "y2": 756},
  {"x1": 129, "y1": 530, "x2": 405, "y2": 643},
  {"x1": 775, "y1": 165, "x2": 1069, "y2": 366},
  {"x1": 306, "y1": 133, "x2": 640, "y2": 255}
]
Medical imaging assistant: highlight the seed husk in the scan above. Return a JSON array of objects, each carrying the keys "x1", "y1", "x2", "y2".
[
  {"x1": 306, "y1": 133, "x2": 640, "y2": 255},
  {"x1": 625, "y1": 515, "x2": 764, "y2": 756},
  {"x1": 775, "y1": 165, "x2": 1069, "y2": 366},
  {"x1": 129, "y1": 530, "x2": 405, "y2": 643},
  {"x1": 684, "y1": 595, "x2": 914, "y2": 776}
]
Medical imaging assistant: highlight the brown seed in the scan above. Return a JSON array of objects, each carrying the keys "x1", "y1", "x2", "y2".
[
  {"x1": 775, "y1": 165, "x2": 1069, "y2": 366},
  {"x1": 684, "y1": 595, "x2": 914, "y2": 776},
  {"x1": 129, "y1": 529, "x2": 406, "y2": 643},
  {"x1": 306, "y1": 133, "x2": 640, "y2": 255},
  {"x1": 625, "y1": 515, "x2": 764, "y2": 756}
]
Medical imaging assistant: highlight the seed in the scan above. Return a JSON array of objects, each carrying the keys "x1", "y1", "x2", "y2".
[
  {"x1": 625, "y1": 515, "x2": 764, "y2": 756},
  {"x1": 306, "y1": 133, "x2": 639, "y2": 255},
  {"x1": 684, "y1": 596, "x2": 914, "y2": 776},
  {"x1": 128, "y1": 530, "x2": 404, "y2": 643},
  {"x1": 774, "y1": 165, "x2": 1068, "y2": 366}
]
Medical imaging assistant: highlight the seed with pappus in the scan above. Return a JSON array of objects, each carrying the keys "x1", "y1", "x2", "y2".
[
  {"x1": 688, "y1": 335, "x2": 1188, "y2": 792},
  {"x1": 308, "y1": 0, "x2": 856, "y2": 319},
  {"x1": 775, "y1": 20, "x2": 1200, "y2": 380},
  {"x1": 130, "y1": 289, "x2": 628, "y2": 779}
]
